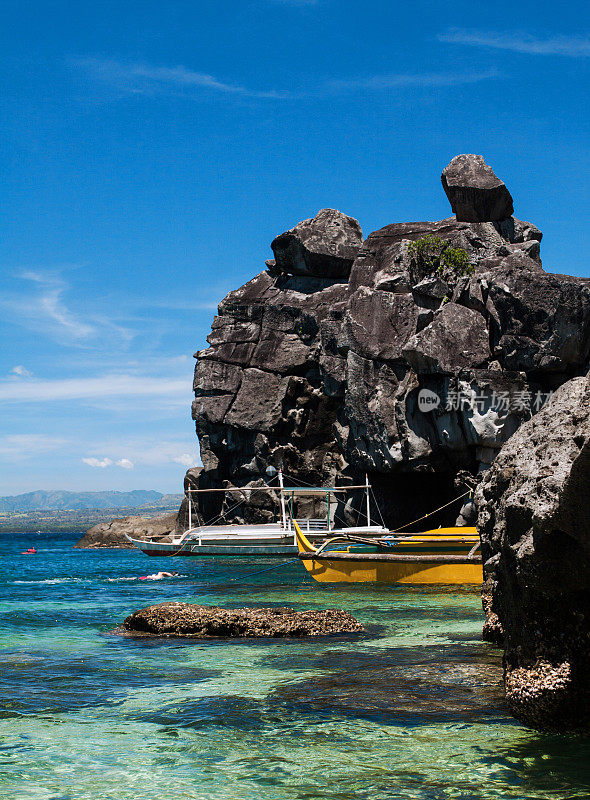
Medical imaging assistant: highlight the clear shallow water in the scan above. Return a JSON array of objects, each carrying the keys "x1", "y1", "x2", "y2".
[{"x1": 1, "y1": 533, "x2": 589, "y2": 800}]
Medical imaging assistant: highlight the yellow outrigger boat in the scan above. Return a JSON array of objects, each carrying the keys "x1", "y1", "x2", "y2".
[{"x1": 294, "y1": 521, "x2": 483, "y2": 585}]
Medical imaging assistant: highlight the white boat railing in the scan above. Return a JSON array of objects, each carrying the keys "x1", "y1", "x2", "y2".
[
  {"x1": 171, "y1": 518, "x2": 329, "y2": 548},
  {"x1": 286, "y1": 519, "x2": 329, "y2": 532}
]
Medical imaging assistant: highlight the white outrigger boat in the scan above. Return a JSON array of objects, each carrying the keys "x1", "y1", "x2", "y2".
[{"x1": 126, "y1": 471, "x2": 387, "y2": 557}]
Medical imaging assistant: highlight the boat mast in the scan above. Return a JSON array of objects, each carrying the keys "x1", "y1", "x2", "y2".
[
  {"x1": 278, "y1": 469, "x2": 288, "y2": 530},
  {"x1": 188, "y1": 489, "x2": 192, "y2": 531},
  {"x1": 365, "y1": 474, "x2": 371, "y2": 527}
]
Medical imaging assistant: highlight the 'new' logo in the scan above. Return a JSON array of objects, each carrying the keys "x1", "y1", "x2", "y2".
[{"x1": 418, "y1": 389, "x2": 441, "y2": 412}]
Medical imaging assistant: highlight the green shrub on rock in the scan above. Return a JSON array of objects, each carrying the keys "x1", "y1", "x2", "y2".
[{"x1": 407, "y1": 235, "x2": 473, "y2": 283}]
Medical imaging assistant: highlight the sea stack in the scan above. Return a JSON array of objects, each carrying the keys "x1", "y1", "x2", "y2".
[{"x1": 191, "y1": 155, "x2": 588, "y2": 536}]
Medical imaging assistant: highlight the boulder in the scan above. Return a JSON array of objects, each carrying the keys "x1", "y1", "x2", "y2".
[
  {"x1": 403, "y1": 303, "x2": 491, "y2": 373},
  {"x1": 120, "y1": 603, "x2": 364, "y2": 638},
  {"x1": 442, "y1": 154, "x2": 514, "y2": 222},
  {"x1": 271, "y1": 208, "x2": 363, "y2": 278},
  {"x1": 477, "y1": 375, "x2": 590, "y2": 731},
  {"x1": 74, "y1": 512, "x2": 177, "y2": 548}
]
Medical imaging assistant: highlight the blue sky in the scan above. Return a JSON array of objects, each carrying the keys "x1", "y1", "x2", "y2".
[{"x1": 1, "y1": 0, "x2": 588, "y2": 494}]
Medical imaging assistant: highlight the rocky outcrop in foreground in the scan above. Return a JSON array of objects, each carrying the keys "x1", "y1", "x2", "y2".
[
  {"x1": 190, "y1": 155, "x2": 589, "y2": 529},
  {"x1": 74, "y1": 512, "x2": 177, "y2": 548},
  {"x1": 120, "y1": 603, "x2": 364, "y2": 638},
  {"x1": 477, "y1": 375, "x2": 590, "y2": 731}
]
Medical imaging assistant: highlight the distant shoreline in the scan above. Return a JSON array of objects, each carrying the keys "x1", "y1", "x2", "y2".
[{"x1": 0, "y1": 507, "x2": 180, "y2": 533}]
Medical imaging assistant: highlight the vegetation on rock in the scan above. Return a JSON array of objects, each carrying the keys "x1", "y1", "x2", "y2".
[{"x1": 407, "y1": 235, "x2": 474, "y2": 283}]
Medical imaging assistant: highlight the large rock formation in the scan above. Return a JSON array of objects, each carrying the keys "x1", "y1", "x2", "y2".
[
  {"x1": 477, "y1": 375, "x2": 590, "y2": 731},
  {"x1": 441, "y1": 154, "x2": 514, "y2": 222},
  {"x1": 74, "y1": 512, "x2": 177, "y2": 548},
  {"x1": 189, "y1": 156, "x2": 589, "y2": 531},
  {"x1": 120, "y1": 603, "x2": 363, "y2": 638}
]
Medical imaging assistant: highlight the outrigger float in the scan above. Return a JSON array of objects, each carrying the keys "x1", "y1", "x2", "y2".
[{"x1": 293, "y1": 520, "x2": 483, "y2": 585}]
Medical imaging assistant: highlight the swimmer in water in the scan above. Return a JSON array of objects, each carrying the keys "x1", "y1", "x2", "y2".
[{"x1": 139, "y1": 571, "x2": 178, "y2": 580}]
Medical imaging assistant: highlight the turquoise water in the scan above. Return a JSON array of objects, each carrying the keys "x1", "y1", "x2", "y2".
[{"x1": 1, "y1": 533, "x2": 589, "y2": 800}]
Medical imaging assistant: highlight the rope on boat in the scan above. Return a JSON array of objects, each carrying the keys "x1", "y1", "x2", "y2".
[{"x1": 392, "y1": 490, "x2": 472, "y2": 532}]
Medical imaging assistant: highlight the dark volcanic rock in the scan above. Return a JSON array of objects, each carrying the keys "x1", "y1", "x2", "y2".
[
  {"x1": 189, "y1": 157, "x2": 589, "y2": 534},
  {"x1": 74, "y1": 512, "x2": 177, "y2": 548},
  {"x1": 121, "y1": 603, "x2": 364, "y2": 638},
  {"x1": 477, "y1": 375, "x2": 590, "y2": 731},
  {"x1": 442, "y1": 154, "x2": 514, "y2": 222},
  {"x1": 271, "y1": 208, "x2": 363, "y2": 278},
  {"x1": 403, "y1": 302, "x2": 491, "y2": 373}
]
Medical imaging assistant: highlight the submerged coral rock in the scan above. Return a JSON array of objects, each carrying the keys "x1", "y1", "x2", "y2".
[
  {"x1": 477, "y1": 375, "x2": 590, "y2": 730},
  {"x1": 271, "y1": 208, "x2": 364, "y2": 278},
  {"x1": 442, "y1": 154, "x2": 514, "y2": 222},
  {"x1": 121, "y1": 603, "x2": 364, "y2": 638}
]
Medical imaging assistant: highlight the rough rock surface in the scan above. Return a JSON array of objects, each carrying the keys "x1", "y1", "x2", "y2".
[
  {"x1": 442, "y1": 154, "x2": 514, "y2": 222},
  {"x1": 189, "y1": 156, "x2": 589, "y2": 532},
  {"x1": 121, "y1": 603, "x2": 364, "y2": 638},
  {"x1": 477, "y1": 375, "x2": 590, "y2": 730},
  {"x1": 271, "y1": 208, "x2": 364, "y2": 278},
  {"x1": 74, "y1": 512, "x2": 177, "y2": 548}
]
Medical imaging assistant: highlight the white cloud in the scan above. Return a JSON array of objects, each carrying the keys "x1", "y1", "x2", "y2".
[
  {"x1": 173, "y1": 453, "x2": 194, "y2": 467},
  {"x1": 75, "y1": 58, "x2": 292, "y2": 100},
  {"x1": 82, "y1": 457, "x2": 113, "y2": 468},
  {"x1": 329, "y1": 68, "x2": 500, "y2": 91},
  {"x1": 10, "y1": 365, "x2": 33, "y2": 378},
  {"x1": 0, "y1": 374, "x2": 189, "y2": 404},
  {"x1": 438, "y1": 29, "x2": 590, "y2": 57},
  {"x1": 116, "y1": 458, "x2": 134, "y2": 469}
]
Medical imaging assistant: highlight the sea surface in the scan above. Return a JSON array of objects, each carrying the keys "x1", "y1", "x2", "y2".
[{"x1": 1, "y1": 532, "x2": 589, "y2": 800}]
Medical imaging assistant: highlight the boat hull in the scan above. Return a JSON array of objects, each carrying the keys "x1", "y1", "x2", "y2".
[
  {"x1": 294, "y1": 523, "x2": 482, "y2": 585},
  {"x1": 133, "y1": 542, "x2": 298, "y2": 557},
  {"x1": 299, "y1": 553, "x2": 482, "y2": 584}
]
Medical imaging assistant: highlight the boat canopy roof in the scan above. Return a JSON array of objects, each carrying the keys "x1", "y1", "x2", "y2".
[
  {"x1": 283, "y1": 486, "x2": 357, "y2": 495},
  {"x1": 185, "y1": 483, "x2": 369, "y2": 495}
]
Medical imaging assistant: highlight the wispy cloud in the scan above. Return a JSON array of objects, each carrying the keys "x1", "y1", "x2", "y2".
[
  {"x1": 81, "y1": 438, "x2": 198, "y2": 469},
  {"x1": 329, "y1": 68, "x2": 500, "y2": 91},
  {"x1": 75, "y1": 57, "x2": 504, "y2": 103},
  {"x1": 74, "y1": 58, "x2": 293, "y2": 100},
  {"x1": 9, "y1": 365, "x2": 34, "y2": 379},
  {"x1": 0, "y1": 434, "x2": 68, "y2": 460},
  {"x1": 439, "y1": 29, "x2": 590, "y2": 57},
  {"x1": 173, "y1": 453, "x2": 194, "y2": 467},
  {"x1": 0, "y1": 269, "x2": 134, "y2": 349},
  {"x1": 0, "y1": 431, "x2": 197, "y2": 469},
  {"x1": 0, "y1": 374, "x2": 189, "y2": 404},
  {"x1": 18, "y1": 271, "x2": 96, "y2": 340}
]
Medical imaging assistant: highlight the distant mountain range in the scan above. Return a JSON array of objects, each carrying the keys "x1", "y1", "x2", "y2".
[{"x1": 0, "y1": 490, "x2": 184, "y2": 512}]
